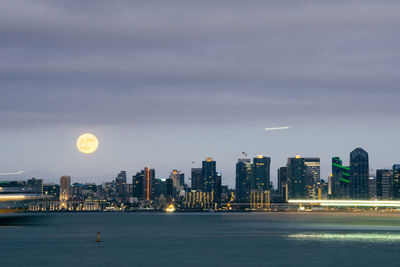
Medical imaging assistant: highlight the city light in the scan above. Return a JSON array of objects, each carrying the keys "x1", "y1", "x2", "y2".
[
  {"x1": 288, "y1": 199, "x2": 400, "y2": 207},
  {"x1": 288, "y1": 233, "x2": 400, "y2": 242}
]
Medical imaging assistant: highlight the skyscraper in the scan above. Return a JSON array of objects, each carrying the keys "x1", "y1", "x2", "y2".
[
  {"x1": 60, "y1": 176, "x2": 71, "y2": 209},
  {"x1": 304, "y1": 158, "x2": 320, "y2": 199},
  {"x1": 349, "y1": 148, "x2": 369, "y2": 200},
  {"x1": 201, "y1": 157, "x2": 220, "y2": 205},
  {"x1": 251, "y1": 155, "x2": 271, "y2": 190},
  {"x1": 116, "y1": 171, "x2": 127, "y2": 199},
  {"x1": 191, "y1": 168, "x2": 202, "y2": 191},
  {"x1": 376, "y1": 169, "x2": 392, "y2": 200},
  {"x1": 143, "y1": 167, "x2": 155, "y2": 201},
  {"x1": 169, "y1": 169, "x2": 185, "y2": 196},
  {"x1": 132, "y1": 172, "x2": 144, "y2": 199},
  {"x1": 331, "y1": 157, "x2": 350, "y2": 199},
  {"x1": 277, "y1": 167, "x2": 288, "y2": 201},
  {"x1": 393, "y1": 165, "x2": 400, "y2": 200},
  {"x1": 235, "y1": 158, "x2": 251, "y2": 203},
  {"x1": 287, "y1": 155, "x2": 307, "y2": 199}
]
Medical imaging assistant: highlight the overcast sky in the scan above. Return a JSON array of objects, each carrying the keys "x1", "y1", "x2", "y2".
[{"x1": 1, "y1": 0, "x2": 400, "y2": 186}]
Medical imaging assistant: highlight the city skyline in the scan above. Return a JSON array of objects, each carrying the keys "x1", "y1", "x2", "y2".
[{"x1": 1, "y1": 1, "x2": 400, "y2": 187}]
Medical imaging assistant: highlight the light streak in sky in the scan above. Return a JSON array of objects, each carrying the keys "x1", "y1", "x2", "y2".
[
  {"x1": 0, "y1": 171, "x2": 24, "y2": 175},
  {"x1": 264, "y1": 126, "x2": 290, "y2": 131}
]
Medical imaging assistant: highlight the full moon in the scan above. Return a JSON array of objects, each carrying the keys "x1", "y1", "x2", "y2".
[{"x1": 76, "y1": 133, "x2": 99, "y2": 154}]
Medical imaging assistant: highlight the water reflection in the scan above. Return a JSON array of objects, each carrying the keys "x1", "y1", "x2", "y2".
[{"x1": 289, "y1": 233, "x2": 400, "y2": 242}]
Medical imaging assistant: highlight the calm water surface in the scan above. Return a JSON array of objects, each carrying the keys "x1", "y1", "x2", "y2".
[{"x1": 1, "y1": 212, "x2": 400, "y2": 266}]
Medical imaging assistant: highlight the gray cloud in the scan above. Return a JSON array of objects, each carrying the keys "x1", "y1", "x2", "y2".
[{"x1": 1, "y1": 0, "x2": 400, "y2": 129}]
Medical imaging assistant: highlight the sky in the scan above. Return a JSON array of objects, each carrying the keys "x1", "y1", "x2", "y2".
[{"x1": 1, "y1": 0, "x2": 400, "y2": 187}]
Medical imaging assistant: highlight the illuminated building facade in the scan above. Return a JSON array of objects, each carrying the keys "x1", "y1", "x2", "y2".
[
  {"x1": 251, "y1": 155, "x2": 271, "y2": 190},
  {"x1": 393, "y1": 165, "x2": 400, "y2": 199},
  {"x1": 201, "y1": 158, "x2": 221, "y2": 205},
  {"x1": 60, "y1": 176, "x2": 71, "y2": 209},
  {"x1": 304, "y1": 158, "x2": 320, "y2": 199},
  {"x1": 169, "y1": 169, "x2": 185, "y2": 196},
  {"x1": 331, "y1": 157, "x2": 350, "y2": 199},
  {"x1": 350, "y1": 148, "x2": 369, "y2": 200},
  {"x1": 143, "y1": 167, "x2": 155, "y2": 200},
  {"x1": 250, "y1": 189, "x2": 270, "y2": 210},
  {"x1": 184, "y1": 191, "x2": 212, "y2": 209},
  {"x1": 235, "y1": 158, "x2": 252, "y2": 203},
  {"x1": 376, "y1": 169, "x2": 392, "y2": 200}
]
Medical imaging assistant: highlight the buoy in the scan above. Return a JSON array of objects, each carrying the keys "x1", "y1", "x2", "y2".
[{"x1": 96, "y1": 232, "x2": 102, "y2": 242}]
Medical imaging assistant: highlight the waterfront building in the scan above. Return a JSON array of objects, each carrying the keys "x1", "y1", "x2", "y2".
[
  {"x1": 331, "y1": 157, "x2": 350, "y2": 199},
  {"x1": 250, "y1": 189, "x2": 270, "y2": 210},
  {"x1": 169, "y1": 169, "x2": 185, "y2": 196},
  {"x1": 27, "y1": 178, "x2": 44, "y2": 195},
  {"x1": 184, "y1": 190, "x2": 212, "y2": 209},
  {"x1": 287, "y1": 155, "x2": 307, "y2": 199},
  {"x1": 277, "y1": 167, "x2": 288, "y2": 198},
  {"x1": 60, "y1": 176, "x2": 71, "y2": 209},
  {"x1": 251, "y1": 155, "x2": 271, "y2": 191},
  {"x1": 191, "y1": 168, "x2": 202, "y2": 191},
  {"x1": 393, "y1": 165, "x2": 400, "y2": 199},
  {"x1": 349, "y1": 148, "x2": 369, "y2": 200},
  {"x1": 132, "y1": 172, "x2": 144, "y2": 200},
  {"x1": 376, "y1": 169, "x2": 392, "y2": 200},
  {"x1": 368, "y1": 176, "x2": 377, "y2": 200},
  {"x1": 201, "y1": 157, "x2": 221, "y2": 204},
  {"x1": 43, "y1": 184, "x2": 60, "y2": 198},
  {"x1": 235, "y1": 158, "x2": 251, "y2": 203},
  {"x1": 116, "y1": 171, "x2": 127, "y2": 200},
  {"x1": 304, "y1": 157, "x2": 320, "y2": 199}
]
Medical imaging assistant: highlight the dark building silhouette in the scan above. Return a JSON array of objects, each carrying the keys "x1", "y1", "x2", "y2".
[
  {"x1": 393, "y1": 165, "x2": 400, "y2": 200},
  {"x1": 349, "y1": 148, "x2": 369, "y2": 200},
  {"x1": 376, "y1": 169, "x2": 392, "y2": 200},
  {"x1": 331, "y1": 157, "x2": 350, "y2": 199},
  {"x1": 235, "y1": 158, "x2": 251, "y2": 203},
  {"x1": 116, "y1": 171, "x2": 127, "y2": 199},
  {"x1": 132, "y1": 172, "x2": 144, "y2": 199},
  {"x1": 191, "y1": 168, "x2": 202, "y2": 191},
  {"x1": 277, "y1": 167, "x2": 288, "y2": 201},
  {"x1": 287, "y1": 155, "x2": 307, "y2": 199},
  {"x1": 251, "y1": 155, "x2": 271, "y2": 190}
]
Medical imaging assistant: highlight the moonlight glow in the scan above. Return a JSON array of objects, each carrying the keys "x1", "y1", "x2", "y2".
[{"x1": 76, "y1": 133, "x2": 99, "y2": 154}]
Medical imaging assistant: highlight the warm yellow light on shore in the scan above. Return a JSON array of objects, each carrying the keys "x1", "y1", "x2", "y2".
[{"x1": 76, "y1": 133, "x2": 99, "y2": 154}]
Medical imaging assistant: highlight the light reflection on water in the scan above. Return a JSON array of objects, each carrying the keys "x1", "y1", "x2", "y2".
[{"x1": 288, "y1": 233, "x2": 400, "y2": 242}]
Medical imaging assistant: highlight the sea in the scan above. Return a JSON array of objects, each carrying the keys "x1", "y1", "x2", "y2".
[{"x1": 1, "y1": 212, "x2": 400, "y2": 266}]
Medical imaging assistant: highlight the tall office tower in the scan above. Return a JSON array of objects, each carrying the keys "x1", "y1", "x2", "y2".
[
  {"x1": 201, "y1": 157, "x2": 220, "y2": 204},
  {"x1": 60, "y1": 176, "x2": 71, "y2": 208},
  {"x1": 349, "y1": 148, "x2": 369, "y2": 200},
  {"x1": 143, "y1": 167, "x2": 155, "y2": 201},
  {"x1": 368, "y1": 176, "x2": 377, "y2": 199},
  {"x1": 215, "y1": 172, "x2": 222, "y2": 204},
  {"x1": 278, "y1": 167, "x2": 288, "y2": 201},
  {"x1": 251, "y1": 155, "x2": 271, "y2": 190},
  {"x1": 331, "y1": 157, "x2": 350, "y2": 199},
  {"x1": 27, "y1": 178, "x2": 44, "y2": 195},
  {"x1": 393, "y1": 165, "x2": 400, "y2": 199},
  {"x1": 376, "y1": 169, "x2": 392, "y2": 200},
  {"x1": 235, "y1": 158, "x2": 252, "y2": 203},
  {"x1": 191, "y1": 168, "x2": 202, "y2": 190},
  {"x1": 132, "y1": 172, "x2": 144, "y2": 199},
  {"x1": 116, "y1": 171, "x2": 127, "y2": 199},
  {"x1": 304, "y1": 158, "x2": 320, "y2": 199},
  {"x1": 286, "y1": 155, "x2": 307, "y2": 199},
  {"x1": 169, "y1": 170, "x2": 185, "y2": 194}
]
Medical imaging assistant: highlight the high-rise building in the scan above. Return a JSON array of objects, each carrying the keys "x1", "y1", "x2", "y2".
[
  {"x1": 60, "y1": 176, "x2": 71, "y2": 208},
  {"x1": 191, "y1": 168, "x2": 202, "y2": 191},
  {"x1": 143, "y1": 167, "x2": 155, "y2": 201},
  {"x1": 169, "y1": 169, "x2": 185, "y2": 196},
  {"x1": 132, "y1": 172, "x2": 144, "y2": 199},
  {"x1": 304, "y1": 158, "x2": 320, "y2": 199},
  {"x1": 251, "y1": 155, "x2": 271, "y2": 190},
  {"x1": 278, "y1": 167, "x2": 288, "y2": 202},
  {"x1": 331, "y1": 157, "x2": 350, "y2": 199},
  {"x1": 287, "y1": 155, "x2": 307, "y2": 199},
  {"x1": 235, "y1": 158, "x2": 251, "y2": 203},
  {"x1": 376, "y1": 169, "x2": 392, "y2": 200},
  {"x1": 116, "y1": 171, "x2": 127, "y2": 199},
  {"x1": 201, "y1": 157, "x2": 221, "y2": 205},
  {"x1": 349, "y1": 148, "x2": 369, "y2": 200},
  {"x1": 393, "y1": 165, "x2": 400, "y2": 200}
]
